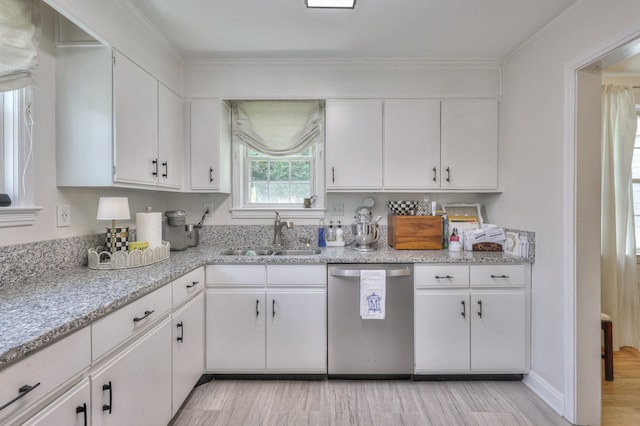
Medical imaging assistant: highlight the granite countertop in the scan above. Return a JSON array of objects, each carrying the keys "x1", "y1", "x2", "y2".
[{"x1": 0, "y1": 244, "x2": 531, "y2": 370}]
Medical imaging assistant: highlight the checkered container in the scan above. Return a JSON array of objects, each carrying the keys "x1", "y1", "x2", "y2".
[
  {"x1": 386, "y1": 200, "x2": 418, "y2": 215},
  {"x1": 105, "y1": 227, "x2": 130, "y2": 252}
]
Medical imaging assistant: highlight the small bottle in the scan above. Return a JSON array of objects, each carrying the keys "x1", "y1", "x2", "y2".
[
  {"x1": 318, "y1": 219, "x2": 326, "y2": 247},
  {"x1": 442, "y1": 214, "x2": 449, "y2": 249},
  {"x1": 335, "y1": 221, "x2": 344, "y2": 242},
  {"x1": 327, "y1": 221, "x2": 336, "y2": 242},
  {"x1": 449, "y1": 228, "x2": 461, "y2": 252}
]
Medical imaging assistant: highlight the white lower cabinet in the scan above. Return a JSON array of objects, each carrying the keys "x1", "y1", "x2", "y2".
[
  {"x1": 205, "y1": 264, "x2": 327, "y2": 373},
  {"x1": 206, "y1": 290, "x2": 266, "y2": 371},
  {"x1": 266, "y1": 289, "x2": 327, "y2": 371},
  {"x1": 91, "y1": 318, "x2": 172, "y2": 426},
  {"x1": 470, "y1": 290, "x2": 526, "y2": 371},
  {"x1": 414, "y1": 264, "x2": 529, "y2": 374},
  {"x1": 22, "y1": 379, "x2": 90, "y2": 426},
  {"x1": 415, "y1": 290, "x2": 470, "y2": 372},
  {"x1": 172, "y1": 293, "x2": 205, "y2": 417}
]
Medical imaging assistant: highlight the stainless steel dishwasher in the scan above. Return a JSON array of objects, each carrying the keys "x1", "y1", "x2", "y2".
[{"x1": 328, "y1": 264, "x2": 413, "y2": 378}]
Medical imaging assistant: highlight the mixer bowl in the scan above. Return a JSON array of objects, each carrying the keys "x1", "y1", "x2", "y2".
[{"x1": 351, "y1": 222, "x2": 379, "y2": 251}]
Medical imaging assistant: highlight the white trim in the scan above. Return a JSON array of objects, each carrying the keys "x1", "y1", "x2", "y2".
[
  {"x1": 562, "y1": 60, "x2": 577, "y2": 425},
  {"x1": 562, "y1": 22, "x2": 640, "y2": 425},
  {"x1": 230, "y1": 208, "x2": 326, "y2": 220},
  {"x1": 523, "y1": 371, "x2": 565, "y2": 416},
  {"x1": 0, "y1": 206, "x2": 42, "y2": 227}
]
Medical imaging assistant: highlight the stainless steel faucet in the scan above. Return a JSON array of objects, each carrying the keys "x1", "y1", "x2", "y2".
[{"x1": 273, "y1": 210, "x2": 293, "y2": 246}]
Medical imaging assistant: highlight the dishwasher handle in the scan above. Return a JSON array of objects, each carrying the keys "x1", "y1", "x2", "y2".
[{"x1": 330, "y1": 267, "x2": 411, "y2": 278}]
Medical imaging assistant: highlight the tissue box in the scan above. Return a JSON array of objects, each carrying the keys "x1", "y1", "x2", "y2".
[{"x1": 388, "y1": 215, "x2": 443, "y2": 250}]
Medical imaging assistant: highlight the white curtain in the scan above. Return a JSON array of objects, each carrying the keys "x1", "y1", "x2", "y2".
[
  {"x1": 231, "y1": 100, "x2": 323, "y2": 156},
  {"x1": 0, "y1": 0, "x2": 39, "y2": 92},
  {"x1": 601, "y1": 84, "x2": 639, "y2": 350}
]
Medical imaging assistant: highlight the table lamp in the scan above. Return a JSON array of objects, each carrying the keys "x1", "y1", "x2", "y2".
[{"x1": 97, "y1": 197, "x2": 131, "y2": 253}]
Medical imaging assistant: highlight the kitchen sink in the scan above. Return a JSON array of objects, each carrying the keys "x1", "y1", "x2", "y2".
[
  {"x1": 221, "y1": 248, "x2": 274, "y2": 256},
  {"x1": 220, "y1": 248, "x2": 321, "y2": 256},
  {"x1": 272, "y1": 249, "x2": 322, "y2": 256}
]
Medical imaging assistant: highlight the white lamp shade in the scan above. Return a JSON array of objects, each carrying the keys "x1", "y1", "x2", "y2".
[{"x1": 96, "y1": 197, "x2": 131, "y2": 221}]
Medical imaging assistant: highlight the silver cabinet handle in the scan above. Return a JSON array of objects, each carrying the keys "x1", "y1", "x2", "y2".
[{"x1": 330, "y1": 268, "x2": 411, "y2": 278}]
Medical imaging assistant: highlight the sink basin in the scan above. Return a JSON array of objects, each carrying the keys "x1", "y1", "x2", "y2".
[
  {"x1": 272, "y1": 249, "x2": 322, "y2": 256},
  {"x1": 221, "y1": 248, "x2": 273, "y2": 256}
]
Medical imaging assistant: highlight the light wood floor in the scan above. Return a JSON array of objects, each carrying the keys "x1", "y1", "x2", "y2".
[
  {"x1": 602, "y1": 346, "x2": 640, "y2": 425},
  {"x1": 170, "y1": 378, "x2": 571, "y2": 426}
]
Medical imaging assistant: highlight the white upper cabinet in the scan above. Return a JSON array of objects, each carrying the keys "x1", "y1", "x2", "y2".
[
  {"x1": 113, "y1": 50, "x2": 159, "y2": 186},
  {"x1": 326, "y1": 98, "x2": 498, "y2": 192},
  {"x1": 56, "y1": 47, "x2": 184, "y2": 190},
  {"x1": 383, "y1": 99, "x2": 441, "y2": 189},
  {"x1": 441, "y1": 100, "x2": 498, "y2": 190},
  {"x1": 189, "y1": 99, "x2": 231, "y2": 193},
  {"x1": 158, "y1": 83, "x2": 184, "y2": 189},
  {"x1": 325, "y1": 99, "x2": 383, "y2": 190}
]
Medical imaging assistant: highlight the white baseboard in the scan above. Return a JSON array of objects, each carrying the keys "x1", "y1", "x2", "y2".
[{"x1": 523, "y1": 371, "x2": 565, "y2": 416}]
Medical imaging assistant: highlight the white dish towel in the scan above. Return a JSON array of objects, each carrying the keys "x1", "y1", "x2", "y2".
[{"x1": 360, "y1": 270, "x2": 386, "y2": 320}]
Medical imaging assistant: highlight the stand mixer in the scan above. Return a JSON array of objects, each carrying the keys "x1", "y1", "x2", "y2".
[{"x1": 351, "y1": 206, "x2": 380, "y2": 251}]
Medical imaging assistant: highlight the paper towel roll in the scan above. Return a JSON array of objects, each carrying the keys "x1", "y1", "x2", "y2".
[{"x1": 136, "y1": 211, "x2": 162, "y2": 249}]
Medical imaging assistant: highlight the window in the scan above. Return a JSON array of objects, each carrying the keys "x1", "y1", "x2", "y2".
[
  {"x1": 633, "y1": 113, "x2": 640, "y2": 250},
  {"x1": 231, "y1": 100, "x2": 325, "y2": 218},
  {"x1": 247, "y1": 147, "x2": 314, "y2": 205},
  {"x1": 0, "y1": 87, "x2": 40, "y2": 227}
]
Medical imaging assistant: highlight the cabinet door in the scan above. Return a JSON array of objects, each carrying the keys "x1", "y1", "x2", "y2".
[
  {"x1": 190, "y1": 99, "x2": 231, "y2": 192},
  {"x1": 325, "y1": 99, "x2": 383, "y2": 190},
  {"x1": 470, "y1": 290, "x2": 526, "y2": 372},
  {"x1": 441, "y1": 100, "x2": 498, "y2": 189},
  {"x1": 113, "y1": 50, "x2": 159, "y2": 186},
  {"x1": 414, "y1": 291, "x2": 470, "y2": 373},
  {"x1": 205, "y1": 290, "x2": 266, "y2": 371},
  {"x1": 23, "y1": 379, "x2": 90, "y2": 426},
  {"x1": 172, "y1": 293, "x2": 204, "y2": 416},
  {"x1": 158, "y1": 83, "x2": 183, "y2": 189},
  {"x1": 91, "y1": 318, "x2": 172, "y2": 426},
  {"x1": 266, "y1": 289, "x2": 327, "y2": 372},
  {"x1": 383, "y1": 99, "x2": 441, "y2": 189}
]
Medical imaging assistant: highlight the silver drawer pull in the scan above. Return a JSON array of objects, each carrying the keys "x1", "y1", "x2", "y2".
[{"x1": 330, "y1": 268, "x2": 410, "y2": 278}]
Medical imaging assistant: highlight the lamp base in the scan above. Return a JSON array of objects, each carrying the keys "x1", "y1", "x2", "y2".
[{"x1": 105, "y1": 226, "x2": 129, "y2": 253}]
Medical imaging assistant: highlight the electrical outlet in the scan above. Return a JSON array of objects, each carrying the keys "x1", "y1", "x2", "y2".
[
  {"x1": 57, "y1": 205, "x2": 71, "y2": 227},
  {"x1": 329, "y1": 202, "x2": 344, "y2": 216},
  {"x1": 203, "y1": 203, "x2": 213, "y2": 217}
]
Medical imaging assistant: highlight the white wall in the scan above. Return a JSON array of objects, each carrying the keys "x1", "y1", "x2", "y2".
[{"x1": 496, "y1": 0, "x2": 640, "y2": 423}]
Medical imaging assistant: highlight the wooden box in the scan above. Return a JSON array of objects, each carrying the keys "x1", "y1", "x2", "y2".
[{"x1": 388, "y1": 215, "x2": 443, "y2": 250}]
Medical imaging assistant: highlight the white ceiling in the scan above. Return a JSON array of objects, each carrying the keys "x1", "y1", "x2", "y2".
[{"x1": 127, "y1": 0, "x2": 578, "y2": 60}]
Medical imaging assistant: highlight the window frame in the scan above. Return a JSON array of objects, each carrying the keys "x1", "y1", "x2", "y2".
[
  {"x1": 0, "y1": 87, "x2": 41, "y2": 227},
  {"x1": 231, "y1": 140, "x2": 326, "y2": 219}
]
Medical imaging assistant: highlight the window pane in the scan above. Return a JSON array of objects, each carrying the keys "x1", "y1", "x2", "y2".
[
  {"x1": 291, "y1": 183, "x2": 311, "y2": 202},
  {"x1": 251, "y1": 182, "x2": 268, "y2": 203},
  {"x1": 269, "y1": 182, "x2": 290, "y2": 202},
  {"x1": 251, "y1": 160, "x2": 269, "y2": 181},
  {"x1": 291, "y1": 160, "x2": 310, "y2": 181},
  {"x1": 269, "y1": 161, "x2": 290, "y2": 181}
]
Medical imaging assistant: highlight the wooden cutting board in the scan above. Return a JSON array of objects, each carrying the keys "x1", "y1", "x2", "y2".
[{"x1": 387, "y1": 215, "x2": 443, "y2": 250}]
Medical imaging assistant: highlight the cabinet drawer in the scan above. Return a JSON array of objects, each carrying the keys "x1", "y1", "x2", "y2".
[
  {"x1": 267, "y1": 265, "x2": 326, "y2": 286},
  {"x1": 22, "y1": 378, "x2": 90, "y2": 426},
  {"x1": 206, "y1": 265, "x2": 265, "y2": 286},
  {"x1": 0, "y1": 327, "x2": 90, "y2": 425},
  {"x1": 470, "y1": 265, "x2": 525, "y2": 287},
  {"x1": 414, "y1": 264, "x2": 469, "y2": 288},
  {"x1": 172, "y1": 267, "x2": 205, "y2": 307},
  {"x1": 92, "y1": 284, "x2": 171, "y2": 361}
]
